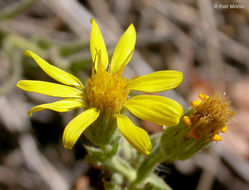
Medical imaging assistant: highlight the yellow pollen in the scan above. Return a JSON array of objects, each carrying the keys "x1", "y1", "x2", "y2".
[
  {"x1": 191, "y1": 100, "x2": 202, "y2": 107},
  {"x1": 211, "y1": 134, "x2": 222, "y2": 141},
  {"x1": 198, "y1": 94, "x2": 209, "y2": 101},
  {"x1": 86, "y1": 68, "x2": 129, "y2": 114},
  {"x1": 220, "y1": 126, "x2": 228, "y2": 133},
  {"x1": 183, "y1": 116, "x2": 192, "y2": 126}
]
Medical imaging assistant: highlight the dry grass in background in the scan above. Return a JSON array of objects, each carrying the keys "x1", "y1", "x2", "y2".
[{"x1": 0, "y1": 0, "x2": 248, "y2": 189}]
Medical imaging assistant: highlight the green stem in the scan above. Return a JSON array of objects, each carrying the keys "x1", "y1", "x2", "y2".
[
  {"x1": 145, "y1": 174, "x2": 172, "y2": 190},
  {"x1": 104, "y1": 156, "x2": 136, "y2": 183},
  {"x1": 131, "y1": 144, "x2": 166, "y2": 188}
]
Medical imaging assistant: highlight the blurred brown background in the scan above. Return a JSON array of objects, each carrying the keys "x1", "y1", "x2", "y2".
[{"x1": 0, "y1": 0, "x2": 249, "y2": 189}]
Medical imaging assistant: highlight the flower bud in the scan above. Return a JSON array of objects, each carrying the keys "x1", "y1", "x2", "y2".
[{"x1": 161, "y1": 92, "x2": 235, "y2": 160}]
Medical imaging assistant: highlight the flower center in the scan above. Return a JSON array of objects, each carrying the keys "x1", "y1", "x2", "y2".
[{"x1": 86, "y1": 69, "x2": 129, "y2": 114}]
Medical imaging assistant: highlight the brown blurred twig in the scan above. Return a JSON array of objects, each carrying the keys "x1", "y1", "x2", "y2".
[
  {"x1": 141, "y1": 0, "x2": 249, "y2": 67},
  {"x1": 197, "y1": 0, "x2": 224, "y2": 88},
  {"x1": 0, "y1": 51, "x2": 22, "y2": 96},
  {"x1": 19, "y1": 134, "x2": 70, "y2": 190}
]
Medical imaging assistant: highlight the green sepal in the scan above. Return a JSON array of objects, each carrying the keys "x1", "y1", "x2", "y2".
[
  {"x1": 160, "y1": 108, "x2": 211, "y2": 160},
  {"x1": 84, "y1": 111, "x2": 120, "y2": 146}
]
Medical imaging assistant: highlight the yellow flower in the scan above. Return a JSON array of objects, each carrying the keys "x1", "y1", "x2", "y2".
[{"x1": 16, "y1": 19, "x2": 183, "y2": 155}]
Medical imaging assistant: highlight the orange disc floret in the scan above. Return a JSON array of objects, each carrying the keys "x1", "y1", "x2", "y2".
[{"x1": 191, "y1": 100, "x2": 202, "y2": 107}]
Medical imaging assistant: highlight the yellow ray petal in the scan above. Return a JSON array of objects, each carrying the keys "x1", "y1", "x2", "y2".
[
  {"x1": 17, "y1": 80, "x2": 83, "y2": 98},
  {"x1": 111, "y1": 24, "x2": 136, "y2": 73},
  {"x1": 116, "y1": 114, "x2": 152, "y2": 155},
  {"x1": 128, "y1": 70, "x2": 183, "y2": 92},
  {"x1": 62, "y1": 108, "x2": 100, "y2": 149},
  {"x1": 28, "y1": 98, "x2": 86, "y2": 116},
  {"x1": 125, "y1": 95, "x2": 183, "y2": 126},
  {"x1": 24, "y1": 50, "x2": 84, "y2": 90},
  {"x1": 90, "y1": 19, "x2": 109, "y2": 70}
]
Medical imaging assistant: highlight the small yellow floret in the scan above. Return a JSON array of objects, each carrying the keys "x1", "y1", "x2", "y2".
[
  {"x1": 198, "y1": 94, "x2": 209, "y2": 101},
  {"x1": 211, "y1": 134, "x2": 222, "y2": 141},
  {"x1": 220, "y1": 126, "x2": 228, "y2": 133},
  {"x1": 86, "y1": 68, "x2": 129, "y2": 114},
  {"x1": 191, "y1": 100, "x2": 202, "y2": 107},
  {"x1": 183, "y1": 116, "x2": 192, "y2": 126}
]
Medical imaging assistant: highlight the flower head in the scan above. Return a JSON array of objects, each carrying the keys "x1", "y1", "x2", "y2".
[
  {"x1": 161, "y1": 92, "x2": 234, "y2": 160},
  {"x1": 183, "y1": 92, "x2": 235, "y2": 141},
  {"x1": 17, "y1": 19, "x2": 183, "y2": 155}
]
